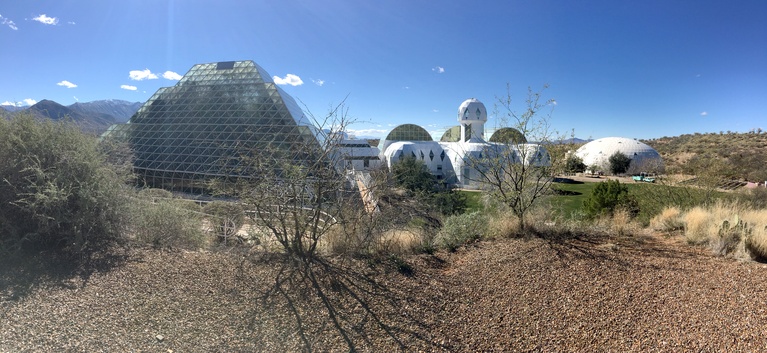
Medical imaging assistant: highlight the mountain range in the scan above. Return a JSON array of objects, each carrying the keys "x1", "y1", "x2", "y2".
[{"x1": 1, "y1": 99, "x2": 141, "y2": 134}]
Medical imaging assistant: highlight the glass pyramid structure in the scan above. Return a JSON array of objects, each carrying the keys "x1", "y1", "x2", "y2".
[{"x1": 105, "y1": 60, "x2": 326, "y2": 193}]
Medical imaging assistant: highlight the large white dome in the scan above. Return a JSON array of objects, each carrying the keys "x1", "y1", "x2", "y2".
[{"x1": 574, "y1": 137, "x2": 663, "y2": 173}]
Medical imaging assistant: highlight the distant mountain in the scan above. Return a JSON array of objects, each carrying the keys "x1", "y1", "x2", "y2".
[
  {"x1": 26, "y1": 100, "x2": 117, "y2": 134},
  {"x1": 69, "y1": 99, "x2": 141, "y2": 123},
  {"x1": 1, "y1": 105, "x2": 25, "y2": 112},
  {"x1": 7, "y1": 99, "x2": 141, "y2": 134}
]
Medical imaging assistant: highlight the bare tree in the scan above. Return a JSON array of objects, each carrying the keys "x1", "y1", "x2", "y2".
[
  {"x1": 211, "y1": 102, "x2": 358, "y2": 261},
  {"x1": 465, "y1": 85, "x2": 562, "y2": 230}
]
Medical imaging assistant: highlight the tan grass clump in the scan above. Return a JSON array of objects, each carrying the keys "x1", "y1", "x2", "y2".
[
  {"x1": 682, "y1": 207, "x2": 711, "y2": 245},
  {"x1": 488, "y1": 213, "x2": 521, "y2": 238},
  {"x1": 650, "y1": 206, "x2": 684, "y2": 232},
  {"x1": 375, "y1": 229, "x2": 422, "y2": 254},
  {"x1": 740, "y1": 209, "x2": 767, "y2": 260}
]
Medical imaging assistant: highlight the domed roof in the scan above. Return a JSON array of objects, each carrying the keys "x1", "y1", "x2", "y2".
[
  {"x1": 489, "y1": 127, "x2": 527, "y2": 144},
  {"x1": 440, "y1": 126, "x2": 461, "y2": 142},
  {"x1": 574, "y1": 137, "x2": 663, "y2": 172},
  {"x1": 384, "y1": 124, "x2": 433, "y2": 142},
  {"x1": 457, "y1": 98, "x2": 487, "y2": 123}
]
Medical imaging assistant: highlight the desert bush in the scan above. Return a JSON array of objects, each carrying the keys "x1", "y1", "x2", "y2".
[
  {"x1": 0, "y1": 114, "x2": 131, "y2": 257},
  {"x1": 138, "y1": 188, "x2": 174, "y2": 200},
  {"x1": 683, "y1": 206, "x2": 714, "y2": 245},
  {"x1": 436, "y1": 211, "x2": 488, "y2": 251},
  {"x1": 583, "y1": 180, "x2": 638, "y2": 219},
  {"x1": 650, "y1": 206, "x2": 684, "y2": 232},
  {"x1": 203, "y1": 201, "x2": 246, "y2": 243},
  {"x1": 129, "y1": 197, "x2": 206, "y2": 249}
]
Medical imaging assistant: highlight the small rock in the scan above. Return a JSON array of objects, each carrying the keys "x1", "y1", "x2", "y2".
[{"x1": 156, "y1": 334, "x2": 164, "y2": 342}]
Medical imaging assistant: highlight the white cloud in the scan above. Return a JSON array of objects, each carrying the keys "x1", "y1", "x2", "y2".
[
  {"x1": 1, "y1": 14, "x2": 18, "y2": 30},
  {"x1": 120, "y1": 85, "x2": 138, "y2": 91},
  {"x1": 346, "y1": 128, "x2": 389, "y2": 137},
  {"x1": 129, "y1": 69, "x2": 158, "y2": 81},
  {"x1": 432, "y1": 109, "x2": 439, "y2": 113},
  {"x1": 57, "y1": 80, "x2": 77, "y2": 88},
  {"x1": 73, "y1": 96, "x2": 78, "y2": 101},
  {"x1": 312, "y1": 79, "x2": 325, "y2": 86},
  {"x1": 432, "y1": 66, "x2": 445, "y2": 73},
  {"x1": 403, "y1": 86, "x2": 410, "y2": 90},
  {"x1": 700, "y1": 111, "x2": 708, "y2": 116},
  {"x1": 68, "y1": 21, "x2": 75, "y2": 25},
  {"x1": 162, "y1": 71, "x2": 182, "y2": 80},
  {"x1": 273, "y1": 74, "x2": 303, "y2": 86},
  {"x1": 32, "y1": 14, "x2": 58, "y2": 25},
  {"x1": 2, "y1": 99, "x2": 37, "y2": 106}
]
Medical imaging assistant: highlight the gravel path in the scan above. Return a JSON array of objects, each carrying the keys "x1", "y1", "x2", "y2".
[{"x1": 2, "y1": 233, "x2": 767, "y2": 352}]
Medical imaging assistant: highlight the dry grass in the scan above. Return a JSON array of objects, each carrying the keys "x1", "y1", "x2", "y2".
[
  {"x1": 683, "y1": 206, "x2": 714, "y2": 245},
  {"x1": 488, "y1": 213, "x2": 520, "y2": 238},
  {"x1": 650, "y1": 206, "x2": 684, "y2": 232},
  {"x1": 674, "y1": 201, "x2": 767, "y2": 260}
]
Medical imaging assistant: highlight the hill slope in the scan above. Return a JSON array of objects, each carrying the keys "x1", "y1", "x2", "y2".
[{"x1": 644, "y1": 132, "x2": 767, "y2": 181}]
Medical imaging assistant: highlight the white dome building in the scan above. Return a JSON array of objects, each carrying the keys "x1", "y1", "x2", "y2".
[{"x1": 574, "y1": 137, "x2": 663, "y2": 174}]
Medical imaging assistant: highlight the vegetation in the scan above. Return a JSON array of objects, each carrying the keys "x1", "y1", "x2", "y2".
[
  {"x1": 564, "y1": 155, "x2": 586, "y2": 173},
  {"x1": 390, "y1": 156, "x2": 467, "y2": 216},
  {"x1": 465, "y1": 85, "x2": 562, "y2": 230},
  {"x1": 582, "y1": 180, "x2": 637, "y2": 219},
  {"x1": 0, "y1": 113, "x2": 131, "y2": 258},
  {"x1": 607, "y1": 151, "x2": 632, "y2": 175},
  {"x1": 645, "y1": 131, "x2": 767, "y2": 182},
  {"x1": 436, "y1": 211, "x2": 488, "y2": 251}
]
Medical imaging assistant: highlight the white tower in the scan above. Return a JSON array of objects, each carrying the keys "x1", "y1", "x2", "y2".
[{"x1": 457, "y1": 98, "x2": 487, "y2": 142}]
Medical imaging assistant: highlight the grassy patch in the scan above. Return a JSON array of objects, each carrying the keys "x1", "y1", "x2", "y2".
[{"x1": 458, "y1": 190, "x2": 484, "y2": 213}]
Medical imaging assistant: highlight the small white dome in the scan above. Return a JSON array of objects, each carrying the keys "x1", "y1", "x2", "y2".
[
  {"x1": 575, "y1": 137, "x2": 663, "y2": 173},
  {"x1": 457, "y1": 98, "x2": 487, "y2": 123}
]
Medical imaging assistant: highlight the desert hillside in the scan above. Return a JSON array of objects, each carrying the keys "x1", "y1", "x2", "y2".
[
  {"x1": 643, "y1": 131, "x2": 767, "y2": 182},
  {"x1": 3, "y1": 232, "x2": 767, "y2": 352}
]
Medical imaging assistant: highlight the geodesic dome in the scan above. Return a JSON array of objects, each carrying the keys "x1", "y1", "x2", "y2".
[{"x1": 574, "y1": 137, "x2": 663, "y2": 173}]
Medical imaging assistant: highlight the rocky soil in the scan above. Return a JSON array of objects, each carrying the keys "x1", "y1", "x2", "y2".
[{"x1": 3, "y1": 233, "x2": 767, "y2": 352}]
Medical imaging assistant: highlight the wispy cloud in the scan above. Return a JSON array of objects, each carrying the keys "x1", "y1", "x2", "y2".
[
  {"x1": 1, "y1": 14, "x2": 18, "y2": 30},
  {"x1": 68, "y1": 21, "x2": 76, "y2": 25},
  {"x1": 32, "y1": 14, "x2": 58, "y2": 25},
  {"x1": 162, "y1": 71, "x2": 182, "y2": 80},
  {"x1": 73, "y1": 96, "x2": 79, "y2": 101},
  {"x1": 1, "y1": 99, "x2": 37, "y2": 106},
  {"x1": 700, "y1": 111, "x2": 708, "y2": 116},
  {"x1": 312, "y1": 79, "x2": 325, "y2": 86},
  {"x1": 432, "y1": 66, "x2": 445, "y2": 73},
  {"x1": 129, "y1": 69, "x2": 158, "y2": 81},
  {"x1": 57, "y1": 80, "x2": 77, "y2": 88},
  {"x1": 273, "y1": 74, "x2": 303, "y2": 86},
  {"x1": 120, "y1": 85, "x2": 138, "y2": 91},
  {"x1": 346, "y1": 128, "x2": 389, "y2": 137}
]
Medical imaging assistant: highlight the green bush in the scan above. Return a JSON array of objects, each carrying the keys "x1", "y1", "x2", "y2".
[
  {"x1": 436, "y1": 211, "x2": 488, "y2": 251},
  {"x1": 608, "y1": 151, "x2": 632, "y2": 175},
  {"x1": 129, "y1": 197, "x2": 206, "y2": 249},
  {"x1": 583, "y1": 180, "x2": 638, "y2": 219},
  {"x1": 0, "y1": 114, "x2": 130, "y2": 257},
  {"x1": 203, "y1": 201, "x2": 246, "y2": 243}
]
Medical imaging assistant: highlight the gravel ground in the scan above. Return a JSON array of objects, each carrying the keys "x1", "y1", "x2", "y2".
[{"x1": 2, "y1": 233, "x2": 767, "y2": 352}]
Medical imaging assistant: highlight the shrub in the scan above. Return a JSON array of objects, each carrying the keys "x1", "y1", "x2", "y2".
[
  {"x1": 436, "y1": 211, "x2": 488, "y2": 251},
  {"x1": 682, "y1": 206, "x2": 712, "y2": 244},
  {"x1": 203, "y1": 201, "x2": 246, "y2": 243},
  {"x1": 129, "y1": 197, "x2": 206, "y2": 249},
  {"x1": 608, "y1": 151, "x2": 632, "y2": 175},
  {"x1": 583, "y1": 180, "x2": 637, "y2": 219},
  {"x1": 0, "y1": 114, "x2": 131, "y2": 257},
  {"x1": 650, "y1": 207, "x2": 684, "y2": 232}
]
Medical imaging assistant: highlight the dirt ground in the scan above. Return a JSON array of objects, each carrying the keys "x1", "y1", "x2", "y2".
[{"x1": 3, "y1": 231, "x2": 767, "y2": 352}]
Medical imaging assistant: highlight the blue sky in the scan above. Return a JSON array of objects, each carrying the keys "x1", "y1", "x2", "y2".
[{"x1": 1, "y1": 0, "x2": 765, "y2": 140}]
